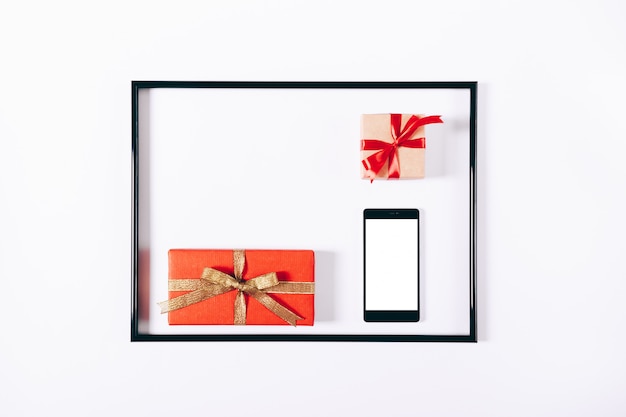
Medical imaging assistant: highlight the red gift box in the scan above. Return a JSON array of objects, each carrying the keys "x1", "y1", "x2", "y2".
[
  {"x1": 361, "y1": 113, "x2": 443, "y2": 181},
  {"x1": 158, "y1": 249, "x2": 315, "y2": 326}
]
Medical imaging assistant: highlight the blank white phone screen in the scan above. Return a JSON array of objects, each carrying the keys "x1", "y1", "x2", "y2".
[{"x1": 365, "y1": 218, "x2": 418, "y2": 311}]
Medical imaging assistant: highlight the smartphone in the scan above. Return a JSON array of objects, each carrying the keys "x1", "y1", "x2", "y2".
[{"x1": 363, "y1": 209, "x2": 419, "y2": 322}]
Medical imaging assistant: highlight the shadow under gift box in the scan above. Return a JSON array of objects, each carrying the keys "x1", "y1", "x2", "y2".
[{"x1": 166, "y1": 249, "x2": 315, "y2": 326}]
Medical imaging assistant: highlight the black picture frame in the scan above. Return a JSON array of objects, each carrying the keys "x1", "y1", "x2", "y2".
[{"x1": 131, "y1": 81, "x2": 477, "y2": 342}]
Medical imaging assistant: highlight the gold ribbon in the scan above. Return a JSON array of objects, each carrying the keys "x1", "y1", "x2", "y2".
[{"x1": 157, "y1": 250, "x2": 314, "y2": 326}]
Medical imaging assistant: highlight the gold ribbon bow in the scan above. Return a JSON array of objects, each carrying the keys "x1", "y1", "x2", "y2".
[{"x1": 157, "y1": 250, "x2": 314, "y2": 326}]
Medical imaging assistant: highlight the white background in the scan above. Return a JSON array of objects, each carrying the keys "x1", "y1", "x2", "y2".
[
  {"x1": 1, "y1": 1, "x2": 625, "y2": 416},
  {"x1": 141, "y1": 87, "x2": 470, "y2": 335}
]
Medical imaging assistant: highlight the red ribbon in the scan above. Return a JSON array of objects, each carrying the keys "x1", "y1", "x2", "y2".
[{"x1": 361, "y1": 114, "x2": 443, "y2": 182}]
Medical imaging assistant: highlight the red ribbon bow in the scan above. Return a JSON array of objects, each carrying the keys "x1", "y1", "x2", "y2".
[{"x1": 361, "y1": 114, "x2": 443, "y2": 182}]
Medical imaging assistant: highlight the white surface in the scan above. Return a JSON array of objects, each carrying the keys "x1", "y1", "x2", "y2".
[
  {"x1": 139, "y1": 87, "x2": 470, "y2": 335},
  {"x1": 1, "y1": 1, "x2": 626, "y2": 416}
]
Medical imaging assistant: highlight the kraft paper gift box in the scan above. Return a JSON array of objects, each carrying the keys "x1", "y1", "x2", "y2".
[
  {"x1": 360, "y1": 113, "x2": 443, "y2": 181},
  {"x1": 159, "y1": 249, "x2": 315, "y2": 326}
]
